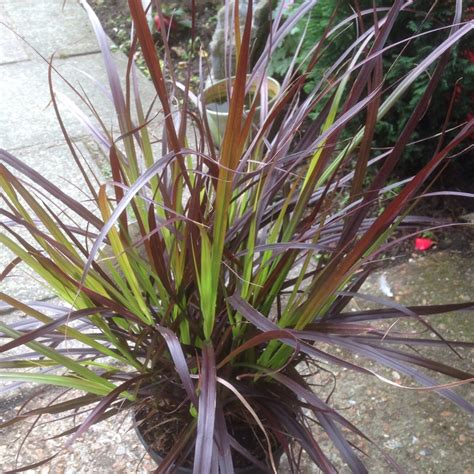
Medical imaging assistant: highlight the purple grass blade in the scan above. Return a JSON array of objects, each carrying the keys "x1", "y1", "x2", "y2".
[
  {"x1": 56, "y1": 92, "x2": 111, "y2": 152},
  {"x1": 80, "y1": 1, "x2": 129, "y2": 138},
  {"x1": 331, "y1": 302, "x2": 474, "y2": 322},
  {"x1": 228, "y1": 294, "x2": 371, "y2": 374},
  {"x1": 286, "y1": 327, "x2": 473, "y2": 384},
  {"x1": 155, "y1": 326, "x2": 197, "y2": 406},
  {"x1": 269, "y1": 402, "x2": 337, "y2": 473},
  {"x1": 324, "y1": 336, "x2": 474, "y2": 414},
  {"x1": 215, "y1": 403, "x2": 234, "y2": 473},
  {"x1": 250, "y1": 0, "x2": 319, "y2": 81},
  {"x1": 0, "y1": 349, "x2": 101, "y2": 363},
  {"x1": 338, "y1": 291, "x2": 462, "y2": 356},
  {"x1": 0, "y1": 308, "x2": 112, "y2": 353},
  {"x1": 316, "y1": 412, "x2": 368, "y2": 474},
  {"x1": 361, "y1": 342, "x2": 473, "y2": 380},
  {"x1": 227, "y1": 435, "x2": 271, "y2": 473},
  {"x1": 0, "y1": 150, "x2": 103, "y2": 229},
  {"x1": 352, "y1": 335, "x2": 474, "y2": 349},
  {"x1": 193, "y1": 342, "x2": 217, "y2": 474},
  {"x1": 281, "y1": 370, "x2": 403, "y2": 472}
]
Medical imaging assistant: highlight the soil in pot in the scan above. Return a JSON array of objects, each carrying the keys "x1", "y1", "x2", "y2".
[
  {"x1": 207, "y1": 92, "x2": 264, "y2": 114},
  {"x1": 133, "y1": 390, "x2": 283, "y2": 472}
]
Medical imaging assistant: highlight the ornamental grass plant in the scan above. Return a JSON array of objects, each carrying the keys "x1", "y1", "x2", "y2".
[{"x1": 0, "y1": 0, "x2": 473, "y2": 472}]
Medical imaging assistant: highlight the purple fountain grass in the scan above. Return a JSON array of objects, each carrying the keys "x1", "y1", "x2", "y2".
[{"x1": 0, "y1": 0, "x2": 473, "y2": 472}]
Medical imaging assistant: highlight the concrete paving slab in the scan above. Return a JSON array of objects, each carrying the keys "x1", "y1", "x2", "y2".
[
  {"x1": 0, "y1": 50, "x2": 159, "y2": 151},
  {"x1": 0, "y1": 0, "x2": 100, "y2": 59},
  {"x1": 0, "y1": 9, "x2": 30, "y2": 65}
]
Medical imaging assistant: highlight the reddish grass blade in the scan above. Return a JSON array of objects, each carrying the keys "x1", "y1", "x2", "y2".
[
  {"x1": 65, "y1": 375, "x2": 146, "y2": 448},
  {"x1": 128, "y1": 0, "x2": 180, "y2": 151}
]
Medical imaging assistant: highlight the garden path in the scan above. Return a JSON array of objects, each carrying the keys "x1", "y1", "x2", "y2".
[{"x1": 0, "y1": 0, "x2": 158, "y2": 303}]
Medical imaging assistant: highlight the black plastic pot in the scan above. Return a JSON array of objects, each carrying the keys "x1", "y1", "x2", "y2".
[
  {"x1": 133, "y1": 418, "x2": 193, "y2": 473},
  {"x1": 133, "y1": 414, "x2": 279, "y2": 473}
]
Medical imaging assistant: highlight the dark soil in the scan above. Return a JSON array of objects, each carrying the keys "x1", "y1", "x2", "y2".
[
  {"x1": 134, "y1": 395, "x2": 281, "y2": 471},
  {"x1": 89, "y1": 0, "x2": 218, "y2": 85}
]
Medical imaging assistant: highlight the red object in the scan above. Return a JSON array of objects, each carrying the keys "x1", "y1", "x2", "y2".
[
  {"x1": 154, "y1": 14, "x2": 175, "y2": 32},
  {"x1": 465, "y1": 50, "x2": 474, "y2": 63},
  {"x1": 415, "y1": 237, "x2": 434, "y2": 251}
]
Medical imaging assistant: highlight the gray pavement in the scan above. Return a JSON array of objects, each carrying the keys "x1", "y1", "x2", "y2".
[{"x1": 0, "y1": 0, "x2": 158, "y2": 303}]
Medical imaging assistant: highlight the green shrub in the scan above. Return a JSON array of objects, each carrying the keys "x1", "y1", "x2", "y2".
[{"x1": 271, "y1": 0, "x2": 474, "y2": 173}]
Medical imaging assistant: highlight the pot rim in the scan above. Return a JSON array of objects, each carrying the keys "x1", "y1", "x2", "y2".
[{"x1": 200, "y1": 75, "x2": 281, "y2": 118}]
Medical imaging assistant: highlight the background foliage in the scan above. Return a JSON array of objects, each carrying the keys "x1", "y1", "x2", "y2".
[{"x1": 270, "y1": 0, "x2": 474, "y2": 177}]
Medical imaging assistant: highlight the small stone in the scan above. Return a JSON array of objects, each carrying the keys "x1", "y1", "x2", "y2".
[
  {"x1": 440, "y1": 411, "x2": 453, "y2": 417},
  {"x1": 391, "y1": 371, "x2": 401, "y2": 380},
  {"x1": 459, "y1": 434, "x2": 466, "y2": 443},
  {"x1": 411, "y1": 436, "x2": 419, "y2": 444},
  {"x1": 116, "y1": 446, "x2": 127, "y2": 455},
  {"x1": 461, "y1": 212, "x2": 474, "y2": 223},
  {"x1": 385, "y1": 439, "x2": 402, "y2": 449},
  {"x1": 419, "y1": 448, "x2": 433, "y2": 456}
]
